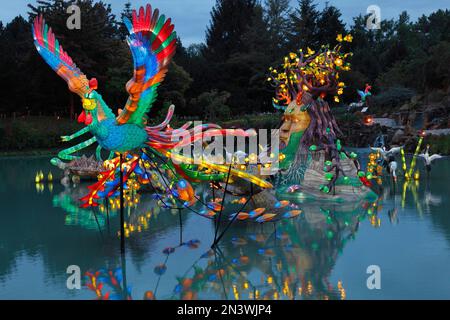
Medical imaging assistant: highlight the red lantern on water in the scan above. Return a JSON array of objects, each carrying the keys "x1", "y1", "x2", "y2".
[{"x1": 363, "y1": 115, "x2": 374, "y2": 126}]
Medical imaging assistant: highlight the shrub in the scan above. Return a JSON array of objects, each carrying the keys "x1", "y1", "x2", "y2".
[
  {"x1": 0, "y1": 117, "x2": 82, "y2": 151},
  {"x1": 191, "y1": 90, "x2": 232, "y2": 121},
  {"x1": 426, "y1": 135, "x2": 450, "y2": 155},
  {"x1": 371, "y1": 87, "x2": 415, "y2": 112}
]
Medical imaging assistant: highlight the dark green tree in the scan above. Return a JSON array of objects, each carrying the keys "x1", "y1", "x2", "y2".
[
  {"x1": 316, "y1": 2, "x2": 346, "y2": 45},
  {"x1": 158, "y1": 61, "x2": 193, "y2": 112},
  {"x1": 288, "y1": 0, "x2": 320, "y2": 50},
  {"x1": 237, "y1": 4, "x2": 274, "y2": 112},
  {"x1": 118, "y1": 1, "x2": 132, "y2": 40},
  {"x1": 191, "y1": 90, "x2": 231, "y2": 121},
  {"x1": 0, "y1": 17, "x2": 34, "y2": 114},
  {"x1": 263, "y1": 0, "x2": 291, "y2": 60},
  {"x1": 201, "y1": 0, "x2": 262, "y2": 115},
  {"x1": 204, "y1": 0, "x2": 257, "y2": 61}
]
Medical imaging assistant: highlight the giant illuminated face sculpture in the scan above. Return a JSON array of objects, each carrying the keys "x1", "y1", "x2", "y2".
[
  {"x1": 279, "y1": 100, "x2": 311, "y2": 150},
  {"x1": 278, "y1": 94, "x2": 313, "y2": 170}
]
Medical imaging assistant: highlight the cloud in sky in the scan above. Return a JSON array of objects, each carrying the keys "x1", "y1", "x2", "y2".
[{"x1": 1, "y1": 0, "x2": 449, "y2": 45}]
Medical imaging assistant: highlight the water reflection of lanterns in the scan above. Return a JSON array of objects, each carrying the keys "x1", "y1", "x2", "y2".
[
  {"x1": 178, "y1": 204, "x2": 363, "y2": 300},
  {"x1": 85, "y1": 268, "x2": 131, "y2": 300},
  {"x1": 366, "y1": 200, "x2": 382, "y2": 228},
  {"x1": 78, "y1": 182, "x2": 372, "y2": 300},
  {"x1": 34, "y1": 171, "x2": 55, "y2": 193},
  {"x1": 369, "y1": 215, "x2": 381, "y2": 227},
  {"x1": 143, "y1": 291, "x2": 155, "y2": 300},
  {"x1": 35, "y1": 182, "x2": 45, "y2": 193},
  {"x1": 118, "y1": 209, "x2": 152, "y2": 238},
  {"x1": 366, "y1": 152, "x2": 383, "y2": 184},
  {"x1": 337, "y1": 280, "x2": 346, "y2": 300},
  {"x1": 232, "y1": 284, "x2": 239, "y2": 300},
  {"x1": 401, "y1": 180, "x2": 423, "y2": 215},
  {"x1": 53, "y1": 190, "x2": 119, "y2": 230}
]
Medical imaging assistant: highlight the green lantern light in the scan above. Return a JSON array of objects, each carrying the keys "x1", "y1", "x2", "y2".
[{"x1": 326, "y1": 230, "x2": 334, "y2": 239}]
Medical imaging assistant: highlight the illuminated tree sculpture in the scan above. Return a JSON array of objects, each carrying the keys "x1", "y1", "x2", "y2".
[{"x1": 269, "y1": 35, "x2": 368, "y2": 194}]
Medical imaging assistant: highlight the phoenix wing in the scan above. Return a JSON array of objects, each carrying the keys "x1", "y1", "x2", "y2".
[
  {"x1": 32, "y1": 15, "x2": 90, "y2": 98},
  {"x1": 116, "y1": 4, "x2": 177, "y2": 126}
]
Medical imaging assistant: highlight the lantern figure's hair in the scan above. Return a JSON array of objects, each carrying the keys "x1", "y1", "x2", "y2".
[{"x1": 268, "y1": 38, "x2": 353, "y2": 108}]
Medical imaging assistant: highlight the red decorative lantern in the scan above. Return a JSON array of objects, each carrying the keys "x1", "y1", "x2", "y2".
[
  {"x1": 89, "y1": 78, "x2": 98, "y2": 90},
  {"x1": 363, "y1": 115, "x2": 374, "y2": 126}
]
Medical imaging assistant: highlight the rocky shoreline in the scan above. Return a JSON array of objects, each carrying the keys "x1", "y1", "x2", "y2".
[{"x1": 339, "y1": 88, "x2": 450, "y2": 155}]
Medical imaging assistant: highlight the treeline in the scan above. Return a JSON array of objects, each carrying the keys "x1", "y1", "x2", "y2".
[{"x1": 0, "y1": 0, "x2": 449, "y2": 121}]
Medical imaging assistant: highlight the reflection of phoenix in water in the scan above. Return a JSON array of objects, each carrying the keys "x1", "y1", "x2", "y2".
[{"x1": 161, "y1": 202, "x2": 372, "y2": 300}]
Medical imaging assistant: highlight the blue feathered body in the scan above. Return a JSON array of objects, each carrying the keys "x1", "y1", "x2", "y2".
[{"x1": 91, "y1": 119, "x2": 148, "y2": 153}]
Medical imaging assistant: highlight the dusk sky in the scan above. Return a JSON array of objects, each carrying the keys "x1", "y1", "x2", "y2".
[{"x1": 1, "y1": 0, "x2": 448, "y2": 45}]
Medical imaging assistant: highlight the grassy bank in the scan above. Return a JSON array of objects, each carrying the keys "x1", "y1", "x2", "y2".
[
  {"x1": 0, "y1": 114, "x2": 280, "y2": 156},
  {"x1": 3, "y1": 115, "x2": 448, "y2": 156},
  {"x1": 0, "y1": 116, "x2": 83, "y2": 154},
  {"x1": 220, "y1": 113, "x2": 281, "y2": 129},
  {"x1": 0, "y1": 149, "x2": 60, "y2": 157},
  {"x1": 168, "y1": 113, "x2": 281, "y2": 129},
  {"x1": 426, "y1": 135, "x2": 450, "y2": 155}
]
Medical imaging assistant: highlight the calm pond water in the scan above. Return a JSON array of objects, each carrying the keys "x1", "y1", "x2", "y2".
[{"x1": 0, "y1": 151, "x2": 449, "y2": 300}]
